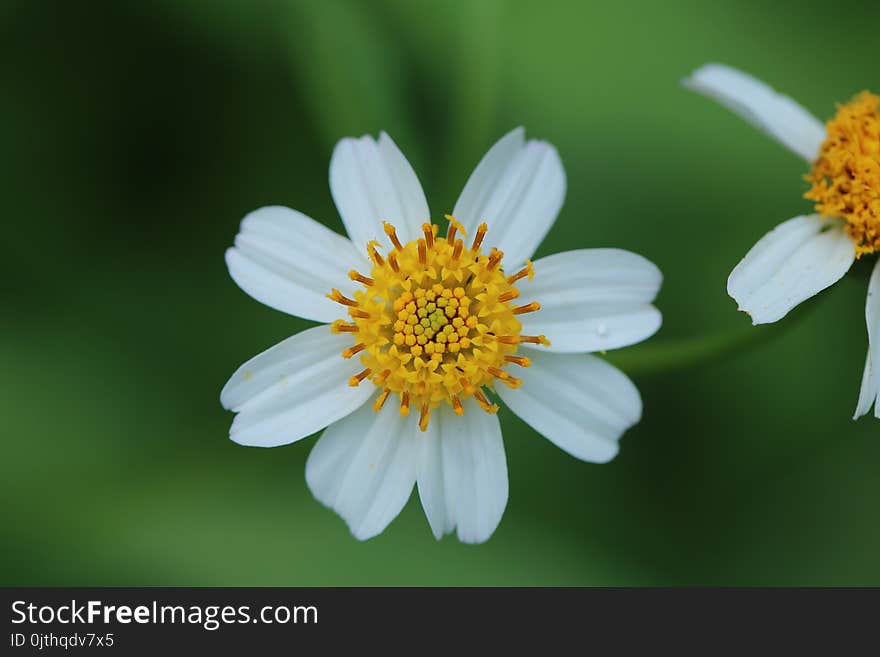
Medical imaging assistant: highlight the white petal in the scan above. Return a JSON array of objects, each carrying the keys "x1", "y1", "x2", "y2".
[
  {"x1": 496, "y1": 350, "x2": 641, "y2": 464},
  {"x1": 414, "y1": 418, "x2": 452, "y2": 540},
  {"x1": 329, "y1": 132, "x2": 430, "y2": 250},
  {"x1": 727, "y1": 215, "x2": 854, "y2": 325},
  {"x1": 514, "y1": 248, "x2": 662, "y2": 353},
  {"x1": 415, "y1": 401, "x2": 508, "y2": 544},
  {"x1": 854, "y1": 259, "x2": 880, "y2": 419},
  {"x1": 221, "y1": 326, "x2": 374, "y2": 447},
  {"x1": 854, "y1": 349, "x2": 876, "y2": 420},
  {"x1": 452, "y1": 127, "x2": 524, "y2": 231},
  {"x1": 305, "y1": 400, "x2": 419, "y2": 540},
  {"x1": 452, "y1": 127, "x2": 566, "y2": 266},
  {"x1": 682, "y1": 63, "x2": 826, "y2": 162},
  {"x1": 226, "y1": 206, "x2": 366, "y2": 323}
]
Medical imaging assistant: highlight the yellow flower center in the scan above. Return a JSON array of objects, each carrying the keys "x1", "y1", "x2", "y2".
[
  {"x1": 805, "y1": 91, "x2": 880, "y2": 256},
  {"x1": 327, "y1": 216, "x2": 547, "y2": 431}
]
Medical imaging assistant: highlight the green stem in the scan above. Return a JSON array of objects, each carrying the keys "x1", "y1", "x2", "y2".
[
  {"x1": 604, "y1": 298, "x2": 821, "y2": 378},
  {"x1": 604, "y1": 326, "x2": 764, "y2": 377}
]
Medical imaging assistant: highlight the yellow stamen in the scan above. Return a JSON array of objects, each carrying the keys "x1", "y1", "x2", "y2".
[
  {"x1": 422, "y1": 223, "x2": 435, "y2": 248},
  {"x1": 349, "y1": 368, "x2": 372, "y2": 387},
  {"x1": 452, "y1": 238, "x2": 463, "y2": 261},
  {"x1": 419, "y1": 403, "x2": 430, "y2": 432},
  {"x1": 487, "y1": 248, "x2": 503, "y2": 270},
  {"x1": 418, "y1": 238, "x2": 427, "y2": 265},
  {"x1": 488, "y1": 366, "x2": 521, "y2": 388},
  {"x1": 805, "y1": 91, "x2": 880, "y2": 257},
  {"x1": 471, "y1": 222, "x2": 488, "y2": 251},
  {"x1": 446, "y1": 221, "x2": 457, "y2": 244},
  {"x1": 329, "y1": 220, "x2": 547, "y2": 419},
  {"x1": 349, "y1": 270, "x2": 374, "y2": 286},
  {"x1": 507, "y1": 260, "x2": 535, "y2": 284},
  {"x1": 513, "y1": 301, "x2": 541, "y2": 315},
  {"x1": 328, "y1": 288, "x2": 358, "y2": 307},
  {"x1": 367, "y1": 240, "x2": 385, "y2": 266},
  {"x1": 373, "y1": 388, "x2": 391, "y2": 411},
  {"x1": 451, "y1": 395, "x2": 464, "y2": 416},
  {"x1": 473, "y1": 389, "x2": 499, "y2": 414},
  {"x1": 445, "y1": 214, "x2": 467, "y2": 243},
  {"x1": 342, "y1": 343, "x2": 366, "y2": 359},
  {"x1": 498, "y1": 334, "x2": 550, "y2": 346},
  {"x1": 383, "y1": 221, "x2": 404, "y2": 250},
  {"x1": 331, "y1": 320, "x2": 359, "y2": 333}
]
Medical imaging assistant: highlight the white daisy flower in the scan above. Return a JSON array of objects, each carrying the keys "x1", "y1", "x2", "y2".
[
  {"x1": 220, "y1": 128, "x2": 663, "y2": 543},
  {"x1": 684, "y1": 64, "x2": 880, "y2": 419}
]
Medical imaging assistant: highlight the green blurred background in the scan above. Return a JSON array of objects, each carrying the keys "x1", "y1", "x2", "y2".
[{"x1": 3, "y1": 0, "x2": 878, "y2": 585}]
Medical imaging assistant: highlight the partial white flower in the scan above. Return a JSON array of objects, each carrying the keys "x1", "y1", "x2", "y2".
[
  {"x1": 684, "y1": 63, "x2": 880, "y2": 419},
  {"x1": 682, "y1": 64, "x2": 826, "y2": 162},
  {"x1": 726, "y1": 215, "x2": 853, "y2": 325},
  {"x1": 221, "y1": 129, "x2": 662, "y2": 542},
  {"x1": 855, "y1": 260, "x2": 880, "y2": 419}
]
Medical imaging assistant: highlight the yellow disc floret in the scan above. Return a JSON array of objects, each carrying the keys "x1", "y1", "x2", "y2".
[
  {"x1": 805, "y1": 91, "x2": 880, "y2": 256},
  {"x1": 328, "y1": 216, "x2": 547, "y2": 431}
]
